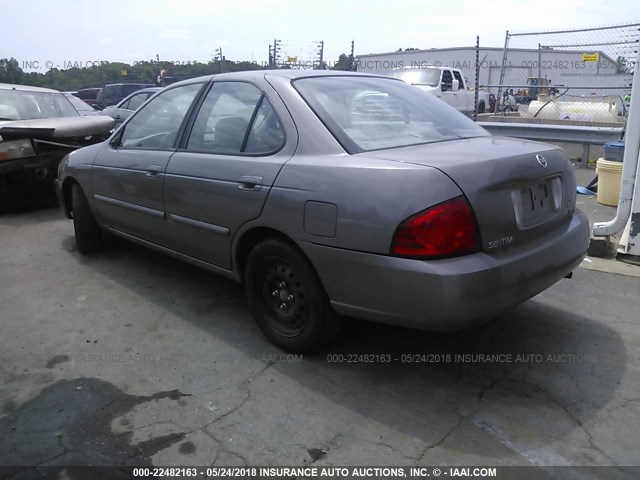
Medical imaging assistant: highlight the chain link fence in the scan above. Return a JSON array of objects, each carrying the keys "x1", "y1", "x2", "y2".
[{"x1": 490, "y1": 23, "x2": 638, "y2": 125}]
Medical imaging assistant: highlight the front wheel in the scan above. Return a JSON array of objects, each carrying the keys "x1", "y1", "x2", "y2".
[
  {"x1": 244, "y1": 239, "x2": 342, "y2": 352},
  {"x1": 71, "y1": 183, "x2": 104, "y2": 253}
]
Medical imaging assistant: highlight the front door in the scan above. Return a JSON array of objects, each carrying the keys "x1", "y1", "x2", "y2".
[{"x1": 91, "y1": 82, "x2": 204, "y2": 245}]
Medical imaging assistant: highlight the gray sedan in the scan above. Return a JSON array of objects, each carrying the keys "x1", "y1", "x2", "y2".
[{"x1": 56, "y1": 71, "x2": 589, "y2": 352}]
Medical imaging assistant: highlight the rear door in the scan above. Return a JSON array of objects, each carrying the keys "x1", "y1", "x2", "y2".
[
  {"x1": 163, "y1": 80, "x2": 296, "y2": 269},
  {"x1": 91, "y1": 82, "x2": 204, "y2": 245}
]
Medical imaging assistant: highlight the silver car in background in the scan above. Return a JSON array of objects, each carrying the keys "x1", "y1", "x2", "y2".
[
  {"x1": 56, "y1": 71, "x2": 589, "y2": 352},
  {"x1": 99, "y1": 87, "x2": 161, "y2": 126}
]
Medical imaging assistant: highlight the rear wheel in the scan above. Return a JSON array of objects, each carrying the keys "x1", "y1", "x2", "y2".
[
  {"x1": 244, "y1": 238, "x2": 342, "y2": 352},
  {"x1": 71, "y1": 183, "x2": 104, "y2": 253},
  {"x1": 477, "y1": 101, "x2": 486, "y2": 114}
]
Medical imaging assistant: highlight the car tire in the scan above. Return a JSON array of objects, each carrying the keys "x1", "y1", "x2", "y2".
[
  {"x1": 478, "y1": 101, "x2": 486, "y2": 114},
  {"x1": 244, "y1": 238, "x2": 342, "y2": 352},
  {"x1": 71, "y1": 183, "x2": 104, "y2": 253}
]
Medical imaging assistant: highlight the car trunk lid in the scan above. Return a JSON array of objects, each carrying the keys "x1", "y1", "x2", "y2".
[{"x1": 364, "y1": 136, "x2": 576, "y2": 254}]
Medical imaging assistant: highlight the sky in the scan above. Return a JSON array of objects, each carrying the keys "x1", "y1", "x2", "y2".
[{"x1": 0, "y1": 0, "x2": 638, "y2": 71}]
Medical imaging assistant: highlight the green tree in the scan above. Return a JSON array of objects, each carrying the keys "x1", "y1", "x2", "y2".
[
  {"x1": 615, "y1": 56, "x2": 630, "y2": 74},
  {"x1": 0, "y1": 58, "x2": 24, "y2": 84},
  {"x1": 331, "y1": 53, "x2": 352, "y2": 71}
]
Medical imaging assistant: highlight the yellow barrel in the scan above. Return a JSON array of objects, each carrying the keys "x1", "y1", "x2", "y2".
[{"x1": 596, "y1": 158, "x2": 623, "y2": 206}]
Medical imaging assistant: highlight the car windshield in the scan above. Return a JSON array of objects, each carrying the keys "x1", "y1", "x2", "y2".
[
  {"x1": 293, "y1": 76, "x2": 488, "y2": 153},
  {"x1": 65, "y1": 94, "x2": 94, "y2": 112},
  {"x1": 390, "y1": 69, "x2": 441, "y2": 87},
  {"x1": 0, "y1": 89, "x2": 79, "y2": 120}
]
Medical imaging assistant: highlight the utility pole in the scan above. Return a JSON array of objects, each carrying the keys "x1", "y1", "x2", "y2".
[
  {"x1": 312, "y1": 40, "x2": 324, "y2": 69},
  {"x1": 349, "y1": 40, "x2": 355, "y2": 71},
  {"x1": 272, "y1": 39, "x2": 282, "y2": 67},
  {"x1": 215, "y1": 47, "x2": 224, "y2": 73}
]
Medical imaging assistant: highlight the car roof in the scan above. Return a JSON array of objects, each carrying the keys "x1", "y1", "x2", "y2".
[
  {"x1": 129, "y1": 87, "x2": 162, "y2": 94},
  {"x1": 167, "y1": 69, "x2": 390, "y2": 88},
  {"x1": 104, "y1": 83, "x2": 156, "y2": 87},
  {"x1": 0, "y1": 83, "x2": 61, "y2": 93}
]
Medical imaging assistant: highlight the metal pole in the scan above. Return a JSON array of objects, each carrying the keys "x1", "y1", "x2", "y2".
[
  {"x1": 350, "y1": 40, "x2": 355, "y2": 71},
  {"x1": 537, "y1": 43, "x2": 542, "y2": 79},
  {"x1": 474, "y1": 35, "x2": 480, "y2": 121},
  {"x1": 593, "y1": 45, "x2": 640, "y2": 238},
  {"x1": 496, "y1": 30, "x2": 509, "y2": 113}
]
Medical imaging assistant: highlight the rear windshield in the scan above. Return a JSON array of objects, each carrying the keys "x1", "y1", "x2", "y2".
[
  {"x1": 65, "y1": 94, "x2": 94, "y2": 112},
  {"x1": 390, "y1": 69, "x2": 441, "y2": 87},
  {"x1": 0, "y1": 89, "x2": 79, "y2": 120},
  {"x1": 293, "y1": 76, "x2": 488, "y2": 153}
]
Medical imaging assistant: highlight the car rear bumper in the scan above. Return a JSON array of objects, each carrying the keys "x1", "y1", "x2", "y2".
[{"x1": 299, "y1": 210, "x2": 589, "y2": 331}]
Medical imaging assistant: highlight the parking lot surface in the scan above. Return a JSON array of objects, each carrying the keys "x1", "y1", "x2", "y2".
[{"x1": 1, "y1": 206, "x2": 639, "y2": 479}]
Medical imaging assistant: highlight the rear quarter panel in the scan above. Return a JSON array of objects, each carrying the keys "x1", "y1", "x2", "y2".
[{"x1": 254, "y1": 155, "x2": 463, "y2": 254}]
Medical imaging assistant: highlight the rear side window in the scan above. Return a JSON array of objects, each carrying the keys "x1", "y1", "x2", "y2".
[{"x1": 186, "y1": 82, "x2": 284, "y2": 155}]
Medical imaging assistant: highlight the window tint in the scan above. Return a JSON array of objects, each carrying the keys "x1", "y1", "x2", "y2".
[
  {"x1": 294, "y1": 76, "x2": 488, "y2": 153},
  {"x1": 119, "y1": 83, "x2": 202, "y2": 150},
  {"x1": 119, "y1": 98, "x2": 130, "y2": 110},
  {"x1": 441, "y1": 70, "x2": 453, "y2": 91},
  {"x1": 187, "y1": 82, "x2": 263, "y2": 154},
  {"x1": 127, "y1": 92, "x2": 148, "y2": 111},
  {"x1": 244, "y1": 98, "x2": 285, "y2": 154},
  {"x1": 453, "y1": 70, "x2": 464, "y2": 87}
]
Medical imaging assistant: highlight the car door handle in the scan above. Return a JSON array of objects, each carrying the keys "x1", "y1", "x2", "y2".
[
  {"x1": 238, "y1": 175, "x2": 263, "y2": 191},
  {"x1": 146, "y1": 165, "x2": 163, "y2": 177}
]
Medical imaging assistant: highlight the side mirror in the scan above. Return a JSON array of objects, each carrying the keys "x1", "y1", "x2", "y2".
[
  {"x1": 109, "y1": 128, "x2": 123, "y2": 148},
  {"x1": 452, "y1": 79, "x2": 460, "y2": 92}
]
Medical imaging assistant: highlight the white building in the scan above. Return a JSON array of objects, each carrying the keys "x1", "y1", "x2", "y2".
[{"x1": 356, "y1": 47, "x2": 629, "y2": 98}]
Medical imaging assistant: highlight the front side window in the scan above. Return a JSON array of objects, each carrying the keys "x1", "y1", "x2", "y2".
[
  {"x1": 119, "y1": 83, "x2": 202, "y2": 150},
  {"x1": 187, "y1": 82, "x2": 284, "y2": 155},
  {"x1": 294, "y1": 76, "x2": 488, "y2": 153},
  {"x1": 441, "y1": 70, "x2": 453, "y2": 91}
]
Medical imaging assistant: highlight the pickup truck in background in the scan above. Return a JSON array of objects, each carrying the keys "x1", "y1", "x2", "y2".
[{"x1": 388, "y1": 67, "x2": 491, "y2": 115}]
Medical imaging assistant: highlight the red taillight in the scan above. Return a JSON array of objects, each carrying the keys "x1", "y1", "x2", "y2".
[{"x1": 391, "y1": 196, "x2": 481, "y2": 259}]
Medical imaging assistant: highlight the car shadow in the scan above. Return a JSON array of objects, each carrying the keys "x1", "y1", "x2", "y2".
[
  {"x1": 0, "y1": 184, "x2": 58, "y2": 215},
  {"x1": 60, "y1": 234, "x2": 627, "y2": 461}
]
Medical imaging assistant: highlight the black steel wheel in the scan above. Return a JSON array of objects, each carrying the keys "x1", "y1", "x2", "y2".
[{"x1": 244, "y1": 238, "x2": 342, "y2": 352}]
